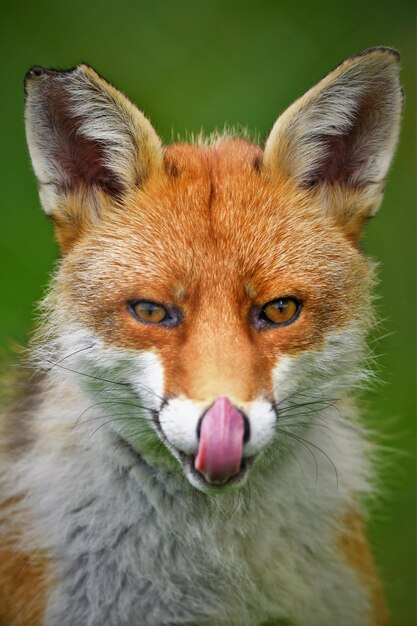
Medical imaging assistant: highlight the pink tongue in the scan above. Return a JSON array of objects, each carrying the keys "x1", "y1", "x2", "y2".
[{"x1": 195, "y1": 396, "x2": 245, "y2": 485}]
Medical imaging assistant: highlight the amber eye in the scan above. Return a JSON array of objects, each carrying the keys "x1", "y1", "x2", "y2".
[
  {"x1": 261, "y1": 297, "x2": 301, "y2": 326},
  {"x1": 129, "y1": 300, "x2": 169, "y2": 325}
]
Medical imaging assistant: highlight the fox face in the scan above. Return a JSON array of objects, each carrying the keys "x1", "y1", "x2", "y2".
[{"x1": 24, "y1": 49, "x2": 402, "y2": 493}]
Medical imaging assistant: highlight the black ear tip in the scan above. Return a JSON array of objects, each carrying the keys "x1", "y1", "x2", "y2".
[
  {"x1": 24, "y1": 66, "x2": 47, "y2": 97},
  {"x1": 23, "y1": 65, "x2": 80, "y2": 97},
  {"x1": 376, "y1": 46, "x2": 400, "y2": 60},
  {"x1": 356, "y1": 46, "x2": 401, "y2": 61},
  {"x1": 25, "y1": 66, "x2": 45, "y2": 82},
  {"x1": 24, "y1": 65, "x2": 85, "y2": 87}
]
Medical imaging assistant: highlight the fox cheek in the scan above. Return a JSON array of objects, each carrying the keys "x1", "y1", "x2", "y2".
[
  {"x1": 128, "y1": 351, "x2": 165, "y2": 411},
  {"x1": 158, "y1": 398, "x2": 202, "y2": 456}
]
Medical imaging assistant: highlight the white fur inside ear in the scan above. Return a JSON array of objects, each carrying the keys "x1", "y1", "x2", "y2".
[
  {"x1": 38, "y1": 184, "x2": 59, "y2": 216},
  {"x1": 65, "y1": 67, "x2": 161, "y2": 189},
  {"x1": 24, "y1": 65, "x2": 162, "y2": 216},
  {"x1": 263, "y1": 49, "x2": 402, "y2": 212}
]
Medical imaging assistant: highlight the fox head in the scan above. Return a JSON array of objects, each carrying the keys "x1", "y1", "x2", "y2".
[{"x1": 24, "y1": 48, "x2": 402, "y2": 492}]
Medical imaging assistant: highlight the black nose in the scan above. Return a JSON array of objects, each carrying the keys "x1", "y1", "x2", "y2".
[{"x1": 242, "y1": 411, "x2": 250, "y2": 443}]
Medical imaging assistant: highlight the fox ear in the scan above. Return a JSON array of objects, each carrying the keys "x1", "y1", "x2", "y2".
[
  {"x1": 24, "y1": 64, "x2": 163, "y2": 217},
  {"x1": 263, "y1": 48, "x2": 402, "y2": 235}
]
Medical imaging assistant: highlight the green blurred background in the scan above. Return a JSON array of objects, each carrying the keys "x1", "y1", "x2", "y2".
[{"x1": 0, "y1": 1, "x2": 415, "y2": 623}]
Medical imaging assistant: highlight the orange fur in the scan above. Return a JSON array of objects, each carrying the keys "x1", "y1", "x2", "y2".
[
  {"x1": 339, "y1": 510, "x2": 389, "y2": 626},
  {"x1": 0, "y1": 499, "x2": 51, "y2": 626},
  {"x1": 0, "y1": 543, "x2": 50, "y2": 626},
  {"x1": 52, "y1": 140, "x2": 371, "y2": 404}
]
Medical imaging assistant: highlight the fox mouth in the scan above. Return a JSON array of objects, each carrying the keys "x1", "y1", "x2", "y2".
[
  {"x1": 153, "y1": 396, "x2": 254, "y2": 490},
  {"x1": 114, "y1": 403, "x2": 255, "y2": 492},
  {"x1": 153, "y1": 411, "x2": 253, "y2": 490},
  {"x1": 178, "y1": 451, "x2": 254, "y2": 490}
]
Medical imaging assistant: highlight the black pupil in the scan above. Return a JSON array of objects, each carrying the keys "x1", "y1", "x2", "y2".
[{"x1": 144, "y1": 303, "x2": 163, "y2": 316}]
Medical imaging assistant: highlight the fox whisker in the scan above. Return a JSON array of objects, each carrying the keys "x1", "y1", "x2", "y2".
[
  {"x1": 89, "y1": 421, "x2": 158, "y2": 440},
  {"x1": 275, "y1": 426, "x2": 339, "y2": 489},
  {"x1": 48, "y1": 344, "x2": 95, "y2": 366},
  {"x1": 42, "y1": 358, "x2": 130, "y2": 387},
  {"x1": 74, "y1": 413, "x2": 155, "y2": 429},
  {"x1": 72, "y1": 399, "x2": 156, "y2": 429}
]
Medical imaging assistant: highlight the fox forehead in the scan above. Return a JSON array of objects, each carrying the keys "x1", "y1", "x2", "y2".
[
  {"x1": 62, "y1": 139, "x2": 366, "y2": 297},
  {"x1": 52, "y1": 139, "x2": 372, "y2": 379}
]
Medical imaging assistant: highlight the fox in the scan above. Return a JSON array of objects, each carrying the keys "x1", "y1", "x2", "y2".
[{"x1": 0, "y1": 47, "x2": 402, "y2": 626}]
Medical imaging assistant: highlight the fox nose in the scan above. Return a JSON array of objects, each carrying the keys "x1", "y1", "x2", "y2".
[{"x1": 194, "y1": 396, "x2": 250, "y2": 485}]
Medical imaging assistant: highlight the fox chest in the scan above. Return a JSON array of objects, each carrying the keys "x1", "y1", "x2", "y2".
[
  {"x1": 44, "y1": 505, "x2": 288, "y2": 626},
  {"x1": 15, "y1": 438, "x2": 371, "y2": 625}
]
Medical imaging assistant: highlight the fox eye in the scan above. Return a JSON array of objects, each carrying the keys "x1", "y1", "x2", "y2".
[
  {"x1": 258, "y1": 297, "x2": 301, "y2": 327},
  {"x1": 129, "y1": 300, "x2": 175, "y2": 326}
]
